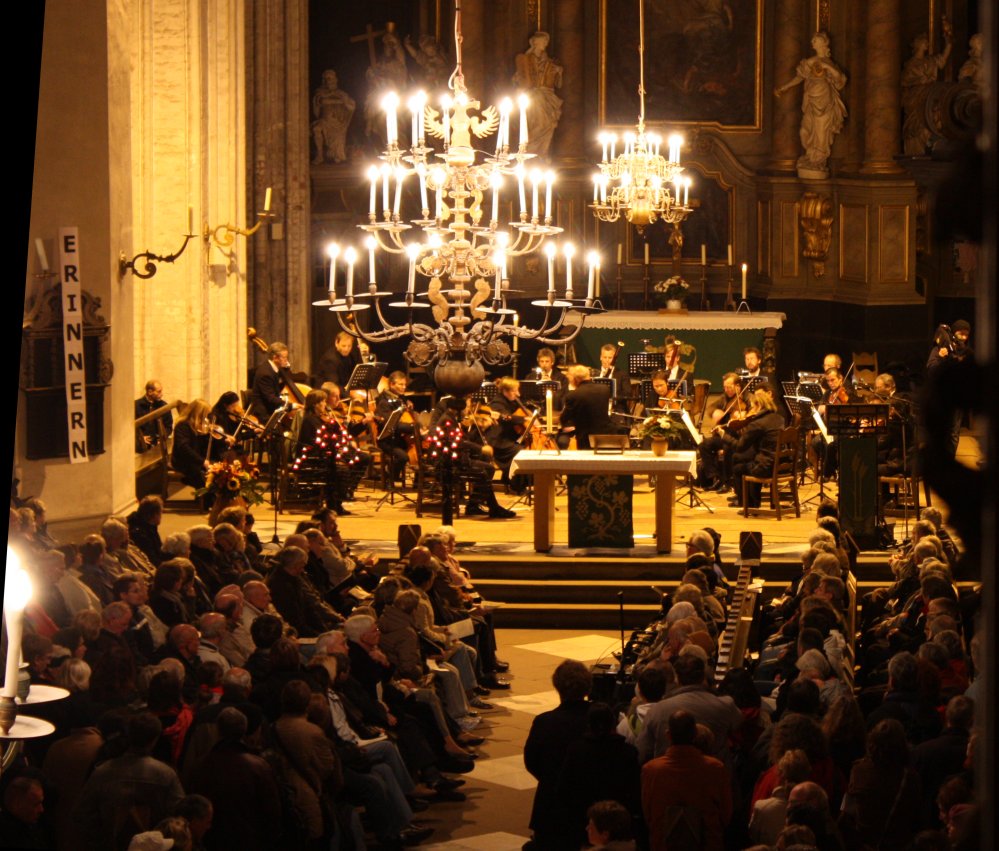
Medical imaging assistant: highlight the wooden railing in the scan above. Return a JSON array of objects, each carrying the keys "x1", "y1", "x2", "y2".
[
  {"x1": 134, "y1": 400, "x2": 181, "y2": 498},
  {"x1": 714, "y1": 562, "x2": 760, "y2": 681}
]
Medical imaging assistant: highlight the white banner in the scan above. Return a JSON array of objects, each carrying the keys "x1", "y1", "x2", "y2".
[{"x1": 58, "y1": 227, "x2": 88, "y2": 463}]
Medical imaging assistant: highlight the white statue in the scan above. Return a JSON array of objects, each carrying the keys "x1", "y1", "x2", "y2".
[
  {"x1": 404, "y1": 34, "x2": 449, "y2": 90},
  {"x1": 958, "y1": 33, "x2": 985, "y2": 96},
  {"x1": 311, "y1": 70, "x2": 355, "y2": 164},
  {"x1": 364, "y1": 26, "x2": 408, "y2": 141},
  {"x1": 775, "y1": 32, "x2": 848, "y2": 179},
  {"x1": 901, "y1": 19, "x2": 953, "y2": 155},
  {"x1": 512, "y1": 31, "x2": 564, "y2": 158}
]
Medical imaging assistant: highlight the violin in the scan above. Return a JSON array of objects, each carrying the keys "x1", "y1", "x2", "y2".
[{"x1": 829, "y1": 384, "x2": 851, "y2": 405}]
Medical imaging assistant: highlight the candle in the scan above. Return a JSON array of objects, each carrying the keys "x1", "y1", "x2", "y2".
[
  {"x1": 518, "y1": 93, "x2": 529, "y2": 148},
  {"x1": 264, "y1": 187, "x2": 272, "y2": 213},
  {"x1": 564, "y1": 243, "x2": 575, "y2": 298},
  {"x1": 513, "y1": 313, "x2": 519, "y2": 352},
  {"x1": 600, "y1": 176, "x2": 608, "y2": 204},
  {"x1": 187, "y1": 205, "x2": 194, "y2": 234},
  {"x1": 327, "y1": 243, "x2": 339, "y2": 296},
  {"x1": 382, "y1": 92, "x2": 399, "y2": 146},
  {"x1": 727, "y1": 244, "x2": 733, "y2": 266},
  {"x1": 407, "y1": 244, "x2": 419, "y2": 294},
  {"x1": 418, "y1": 165, "x2": 428, "y2": 214},
  {"x1": 545, "y1": 242, "x2": 556, "y2": 296},
  {"x1": 493, "y1": 251, "x2": 503, "y2": 301},
  {"x1": 544, "y1": 171, "x2": 555, "y2": 221},
  {"x1": 701, "y1": 244, "x2": 707, "y2": 265},
  {"x1": 546, "y1": 389, "x2": 553, "y2": 435},
  {"x1": 741, "y1": 263, "x2": 748, "y2": 301},
  {"x1": 381, "y1": 165, "x2": 391, "y2": 215},
  {"x1": 683, "y1": 177, "x2": 690, "y2": 207},
  {"x1": 35, "y1": 238, "x2": 48, "y2": 271},
  {"x1": 344, "y1": 246, "x2": 356, "y2": 298},
  {"x1": 393, "y1": 167, "x2": 405, "y2": 217},
  {"x1": 530, "y1": 169, "x2": 541, "y2": 220},
  {"x1": 499, "y1": 98, "x2": 512, "y2": 151},
  {"x1": 593, "y1": 175, "x2": 600, "y2": 204},
  {"x1": 609, "y1": 134, "x2": 616, "y2": 160},
  {"x1": 599, "y1": 132, "x2": 608, "y2": 163},
  {"x1": 644, "y1": 243, "x2": 650, "y2": 265},
  {"x1": 365, "y1": 235, "x2": 376, "y2": 282},
  {"x1": 586, "y1": 250, "x2": 599, "y2": 301},
  {"x1": 2, "y1": 549, "x2": 32, "y2": 700},
  {"x1": 617, "y1": 243, "x2": 623, "y2": 265},
  {"x1": 368, "y1": 166, "x2": 378, "y2": 216}
]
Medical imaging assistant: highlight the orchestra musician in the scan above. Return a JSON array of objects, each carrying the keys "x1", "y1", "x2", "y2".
[
  {"x1": 696, "y1": 372, "x2": 745, "y2": 492},
  {"x1": 210, "y1": 391, "x2": 264, "y2": 449},
  {"x1": 316, "y1": 331, "x2": 363, "y2": 387},
  {"x1": 489, "y1": 377, "x2": 535, "y2": 491},
  {"x1": 374, "y1": 371, "x2": 417, "y2": 483},
  {"x1": 927, "y1": 319, "x2": 973, "y2": 457},
  {"x1": 558, "y1": 365, "x2": 614, "y2": 450},
  {"x1": 250, "y1": 341, "x2": 300, "y2": 416},
  {"x1": 594, "y1": 343, "x2": 631, "y2": 413},
  {"x1": 873, "y1": 373, "x2": 914, "y2": 501},
  {"x1": 811, "y1": 366, "x2": 858, "y2": 479},
  {"x1": 427, "y1": 396, "x2": 516, "y2": 519},
  {"x1": 726, "y1": 388, "x2": 785, "y2": 509},
  {"x1": 649, "y1": 370, "x2": 672, "y2": 403},
  {"x1": 822, "y1": 352, "x2": 843, "y2": 378},
  {"x1": 742, "y1": 347, "x2": 762, "y2": 378},
  {"x1": 294, "y1": 389, "x2": 365, "y2": 515},
  {"x1": 135, "y1": 379, "x2": 172, "y2": 451},
  {"x1": 533, "y1": 347, "x2": 567, "y2": 409},
  {"x1": 170, "y1": 399, "x2": 215, "y2": 489}
]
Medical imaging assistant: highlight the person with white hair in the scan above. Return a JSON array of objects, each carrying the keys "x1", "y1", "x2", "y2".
[{"x1": 196, "y1": 613, "x2": 232, "y2": 673}]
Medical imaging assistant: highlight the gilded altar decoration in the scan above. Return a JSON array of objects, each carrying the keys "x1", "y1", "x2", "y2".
[{"x1": 799, "y1": 191, "x2": 833, "y2": 278}]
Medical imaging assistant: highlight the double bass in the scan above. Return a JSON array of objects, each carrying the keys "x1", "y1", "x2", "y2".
[{"x1": 247, "y1": 327, "x2": 312, "y2": 413}]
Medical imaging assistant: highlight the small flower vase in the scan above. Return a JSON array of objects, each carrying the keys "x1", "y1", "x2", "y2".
[
  {"x1": 651, "y1": 437, "x2": 669, "y2": 457},
  {"x1": 666, "y1": 298, "x2": 684, "y2": 311}
]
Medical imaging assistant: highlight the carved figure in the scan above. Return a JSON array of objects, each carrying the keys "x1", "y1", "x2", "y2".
[
  {"x1": 800, "y1": 192, "x2": 833, "y2": 278},
  {"x1": 774, "y1": 32, "x2": 847, "y2": 179},
  {"x1": 364, "y1": 25, "x2": 408, "y2": 140},
  {"x1": 311, "y1": 70, "x2": 355, "y2": 164},
  {"x1": 404, "y1": 34, "x2": 449, "y2": 89},
  {"x1": 958, "y1": 33, "x2": 985, "y2": 95},
  {"x1": 901, "y1": 19, "x2": 953, "y2": 155},
  {"x1": 512, "y1": 31, "x2": 563, "y2": 158}
]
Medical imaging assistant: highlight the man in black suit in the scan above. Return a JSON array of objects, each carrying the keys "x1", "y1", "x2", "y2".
[
  {"x1": 135, "y1": 379, "x2": 172, "y2": 451},
  {"x1": 316, "y1": 331, "x2": 363, "y2": 387},
  {"x1": 250, "y1": 341, "x2": 292, "y2": 416},
  {"x1": 531, "y1": 347, "x2": 568, "y2": 410},
  {"x1": 558, "y1": 365, "x2": 612, "y2": 449},
  {"x1": 594, "y1": 343, "x2": 631, "y2": 412}
]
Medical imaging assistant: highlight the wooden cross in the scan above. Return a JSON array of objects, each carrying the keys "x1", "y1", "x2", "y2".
[{"x1": 350, "y1": 23, "x2": 386, "y2": 67}]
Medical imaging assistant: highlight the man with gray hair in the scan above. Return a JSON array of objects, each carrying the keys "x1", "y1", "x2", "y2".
[
  {"x1": 213, "y1": 522, "x2": 252, "y2": 584},
  {"x1": 188, "y1": 524, "x2": 226, "y2": 596},
  {"x1": 267, "y1": 546, "x2": 342, "y2": 636},
  {"x1": 102, "y1": 517, "x2": 156, "y2": 578},
  {"x1": 197, "y1": 613, "x2": 232, "y2": 673},
  {"x1": 215, "y1": 591, "x2": 254, "y2": 666}
]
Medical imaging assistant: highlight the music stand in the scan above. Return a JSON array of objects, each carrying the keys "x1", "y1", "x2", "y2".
[
  {"x1": 628, "y1": 352, "x2": 665, "y2": 378},
  {"x1": 796, "y1": 380, "x2": 824, "y2": 402},
  {"x1": 742, "y1": 376, "x2": 768, "y2": 396},
  {"x1": 826, "y1": 404, "x2": 889, "y2": 548},
  {"x1": 375, "y1": 408, "x2": 416, "y2": 510},
  {"x1": 345, "y1": 361, "x2": 387, "y2": 395},
  {"x1": 469, "y1": 381, "x2": 499, "y2": 404},
  {"x1": 260, "y1": 407, "x2": 293, "y2": 543},
  {"x1": 785, "y1": 395, "x2": 824, "y2": 504},
  {"x1": 592, "y1": 376, "x2": 617, "y2": 399}
]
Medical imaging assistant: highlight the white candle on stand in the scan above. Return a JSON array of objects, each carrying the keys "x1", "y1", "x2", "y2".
[
  {"x1": 585, "y1": 250, "x2": 599, "y2": 301},
  {"x1": 727, "y1": 244, "x2": 733, "y2": 266},
  {"x1": 741, "y1": 263, "x2": 748, "y2": 301},
  {"x1": 393, "y1": 168, "x2": 405, "y2": 217},
  {"x1": 493, "y1": 251, "x2": 503, "y2": 302},
  {"x1": 365, "y1": 236, "x2": 376, "y2": 283},
  {"x1": 516, "y1": 165, "x2": 527, "y2": 216},
  {"x1": 546, "y1": 390, "x2": 553, "y2": 434},
  {"x1": 327, "y1": 244, "x2": 339, "y2": 297},
  {"x1": 344, "y1": 247, "x2": 356, "y2": 298},
  {"x1": 368, "y1": 166, "x2": 379, "y2": 216},
  {"x1": 545, "y1": 242, "x2": 557, "y2": 296},
  {"x1": 644, "y1": 243, "x2": 650, "y2": 265},
  {"x1": 530, "y1": 169, "x2": 541, "y2": 220},
  {"x1": 617, "y1": 243, "x2": 623, "y2": 265},
  {"x1": 544, "y1": 171, "x2": 555, "y2": 221},
  {"x1": 382, "y1": 92, "x2": 399, "y2": 146},
  {"x1": 564, "y1": 243, "x2": 575, "y2": 298},
  {"x1": 35, "y1": 238, "x2": 49, "y2": 271},
  {"x1": 264, "y1": 187, "x2": 272, "y2": 212},
  {"x1": 2, "y1": 550, "x2": 32, "y2": 700},
  {"x1": 407, "y1": 245, "x2": 420, "y2": 295},
  {"x1": 418, "y1": 165, "x2": 428, "y2": 214},
  {"x1": 701, "y1": 244, "x2": 707, "y2": 265},
  {"x1": 381, "y1": 165, "x2": 391, "y2": 215}
]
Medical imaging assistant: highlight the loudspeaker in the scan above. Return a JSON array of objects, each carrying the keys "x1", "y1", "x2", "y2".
[{"x1": 739, "y1": 531, "x2": 763, "y2": 561}]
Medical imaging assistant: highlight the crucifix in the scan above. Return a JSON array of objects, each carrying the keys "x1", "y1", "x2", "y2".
[{"x1": 350, "y1": 23, "x2": 387, "y2": 66}]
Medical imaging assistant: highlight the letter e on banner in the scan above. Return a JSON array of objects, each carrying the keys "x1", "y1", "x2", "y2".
[{"x1": 59, "y1": 226, "x2": 88, "y2": 463}]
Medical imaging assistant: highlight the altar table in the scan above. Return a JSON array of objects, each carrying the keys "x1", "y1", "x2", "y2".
[{"x1": 509, "y1": 449, "x2": 698, "y2": 554}]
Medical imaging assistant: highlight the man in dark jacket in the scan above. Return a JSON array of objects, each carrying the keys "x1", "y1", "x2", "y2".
[{"x1": 558, "y1": 365, "x2": 613, "y2": 450}]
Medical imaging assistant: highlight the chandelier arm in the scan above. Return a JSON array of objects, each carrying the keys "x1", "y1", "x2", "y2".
[
  {"x1": 536, "y1": 318, "x2": 584, "y2": 348},
  {"x1": 336, "y1": 312, "x2": 410, "y2": 345}
]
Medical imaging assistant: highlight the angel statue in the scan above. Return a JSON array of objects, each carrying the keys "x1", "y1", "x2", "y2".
[{"x1": 512, "y1": 32, "x2": 563, "y2": 158}]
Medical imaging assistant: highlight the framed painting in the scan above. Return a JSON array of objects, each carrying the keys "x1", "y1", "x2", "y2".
[{"x1": 599, "y1": 0, "x2": 763, "y2": 130}]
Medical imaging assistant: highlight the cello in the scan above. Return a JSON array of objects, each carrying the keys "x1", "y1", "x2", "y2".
[{"x1": 247, "y1": 327, "x2": 311, "y2": 410}]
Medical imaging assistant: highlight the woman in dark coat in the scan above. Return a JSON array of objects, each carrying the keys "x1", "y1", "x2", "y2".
[{"x1": 729, "y1": 389, "x2": 785, "y2": 508}]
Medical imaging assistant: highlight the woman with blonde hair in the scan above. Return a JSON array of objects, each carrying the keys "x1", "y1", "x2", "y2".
[
  {"x1": 171, "y1": 398, "x2": 214, "y2": 488},
  {"x1": 728, "y1": 388, "x2": 785, "y2": 509}
]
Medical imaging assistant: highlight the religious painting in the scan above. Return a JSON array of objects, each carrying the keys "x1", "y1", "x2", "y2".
[
  {"x1": 600, "y1": 0, "x2": 763, "y2": 129},
  {"x1": 628, "y1": 169, "x2": 734, "y2": 262}
]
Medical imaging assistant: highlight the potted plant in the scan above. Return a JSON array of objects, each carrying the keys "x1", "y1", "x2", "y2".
[
  {"x1": 653, "y1": 275, "x2": 690, "y2": 310},
  {"x1": 638, "y1": 413, "x2": 680, "y2": 455}
]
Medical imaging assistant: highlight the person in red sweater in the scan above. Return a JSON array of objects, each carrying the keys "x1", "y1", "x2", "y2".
[{"x1": 641, "y1": 709, "x2": 732, "y2": 851}]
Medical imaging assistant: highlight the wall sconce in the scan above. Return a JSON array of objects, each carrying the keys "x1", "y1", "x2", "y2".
[
  {"x1": 208, "y1": 187, "x2": 274, "y2": 250},
  {"x1": 119, "y1": 207, "x2": 197, "y2": 279},
  {"x1": 24, "y1": 239, "x2": 58, "y2": 329}
]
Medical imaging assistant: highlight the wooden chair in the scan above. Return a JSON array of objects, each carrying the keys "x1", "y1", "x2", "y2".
[
  {"x1": 879, "y1": 472, "x2": 928, "y2": 515},
  {"x1": 742, "y1": 427, "x2": 801, "y2": 519},
  {"x1": 691, "y1": 379, "x2": 712, "y2": 428}
]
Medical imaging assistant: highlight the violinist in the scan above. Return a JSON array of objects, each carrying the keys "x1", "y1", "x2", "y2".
[
  {"x1": 927, "y1": 319, "x2": 973, "y2": 457},
  {"x1": 812, "y1": 367, "x2": 857, "y2": 479},
  {"x1": 742, "y1": 347, "x2": 762, "y2": 378},
  {"x1": 250, "y1": 342, "x2": 300, "y2": 416},
  {"x1": 170, "y1": 399, "x2": 215, "y2": 489},
  {"x1": 489, "y1": 377, "x2": 534, "y2": 490},
  {"x1": 294, "y1": 390, "x2": 363, "y2": 515},
  {"x1": 322, "y1": 381, "x2": 374, "y2": 440},
  {"x1": 427, "y1": 397, "x2": 516, "y2": 519},
  {"x1": 374, "y1": 371, "x2": 416, "y2": 483},
  {"x1": 873, "y1": 373, "x2": 913, "y2": 494},
  {"x1": 696, "y1": 372, "x2": 744, "y2": 492},
  {"x1": 726, "y1": 388, "x2": 785, "y2": 509},
  {"x1": 210, "y1": 391, "x2": 262, "y2": 448}
]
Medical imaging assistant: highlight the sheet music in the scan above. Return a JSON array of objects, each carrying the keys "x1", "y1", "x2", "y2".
[
  {"x1": 680, "y1": 408, "x2": 703, "y2": 445},
  {"x1": 811, "y1": 406, "x2": 833, "y2": 444}
]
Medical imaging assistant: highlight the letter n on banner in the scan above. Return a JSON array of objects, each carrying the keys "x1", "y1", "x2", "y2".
[{"x1": 59, "y1": 226, "x2": 88, "y2": 463}]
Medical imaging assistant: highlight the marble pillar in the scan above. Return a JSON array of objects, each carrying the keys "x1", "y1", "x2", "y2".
[
  {"x1": 553, "y1": 0, "x2": 585, "y2": 162},
  {"x1": 860, "y1": 0, "x2": 905, "y2": 173},
  {"x1": 247, "y1": 0, "x2": 311, "y2": 369},
  {"x1": 770, "y1": 0, "x2": 806, "y2": 171}
]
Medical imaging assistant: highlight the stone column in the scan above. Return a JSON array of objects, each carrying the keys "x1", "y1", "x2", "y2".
[
  {"x1": 552, "y1": 0, "x2": 585, "y2": 162},
  {"x1": 246, "y1": 0, "x2": 311, "y2": 368},
  {"x1": 860, "y1": 0, "x2": 905, "y2": 173},
  {"x1": 770, "y1": 0, "x2": 806, "y2": 171}
]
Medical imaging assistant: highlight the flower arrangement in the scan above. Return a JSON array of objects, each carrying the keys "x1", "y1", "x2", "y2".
[
  {"x1": 197, "y1": 458, "x2": 266, "y2": 506},
  {"x1": 653, "y1": 275, "x2": 689, "y2": 304},
  {"x1": 638, "y1": 414, "x2": 679, "y2": 442}
]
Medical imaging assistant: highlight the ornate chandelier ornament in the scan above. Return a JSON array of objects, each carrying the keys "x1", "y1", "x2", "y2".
[
  {"x1": 591, "y1": 0, "x2": 693, "y2": 229},
  {"x1": 315, "y1": 1, "x2": 602, "y2": 395}
]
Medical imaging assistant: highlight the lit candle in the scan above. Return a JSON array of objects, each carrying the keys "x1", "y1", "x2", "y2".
[
  {"x1": 564, "y1": 243, "x2": 575, "y2": 298},
  {"x1": 382, "y1": 92, "x2": 399, "y2": 146},
  {"x1": 701, "y1": 244, "x2": 706, "y2": 265},
  {"x1": 544, "y1": 171, "x2": 555, "y2": 221},
  {"x1": 545, "y1": 241, "x2": 557, "y2": 296},
  {"x1": 546, "y1": 389, "x2": 553, "y2": 435},
  {"x1": 2, "y1": 549, "x2": 32, "y2": 701},
  {"x1": 727, "y1": 244, "x2": 733, "y2": 266},
  {"x1": 586, "y1": 250, "x2": 598, "y2": 301},
  {"x1": 600, "y1": 175, "x2": 608, "y2": 204},
  {"x1": 327, "y1": 243, "x2": 339, "y2": 296},
  {"x1": 530, "y1": 169, "x2": 541, "y2": 220},
  {"x1": 493, "y1": 251, "x2": 503, "y2": 301},
  {"x1": 518, "y1": 93, "x2": 529, "y2": 148},
  {"x1": 683, "y1": 177, "x2": 690, "y2": 207},
  {"x1": 593, "y1": 175, "x2": 600, "y2": 204},
  {"x1": 491, "y1": 172, "x2": 502, "y2": 224},
  {"x1": 35, "y1": 238, "x2": 48, "y2": 272},
  {"x1": 264, "y1": 187, "x2": 272, "y2": 212},
  {"x1": 498, "y1": 97, "x2": 512, "y2": 151},
  {"x1": 344, "y1": 246, "x2": 356, "y2": 298},
  {"x1": 365, "y1": 235, "x2": 376, "y2": 282},
  {"x1": 381, "y1": 164, "x2": 391, "y2": 215},
  {"x1": 741, "y1": 263, "x2": 748, "y2": 301},
  {"x1": 609, "y1": 134, "x2": 617, "y2": 160},
  {"x1": 414, "y1": 91, "x2": 426, "y2": 143},
  {"x1": 407, "y1": 244, "x2": 420, "y2": 294},
  {"x1": 617, "y1": 243, "x2": 623, "y2": 265},
  {"x1": 644, "y1": 243, "x2": 650, "y2": 265},
  {"x1": 368, "y1": 166, "x2": 379, "y2": 216},
  {"x1": 417, "y1": 165, "x2": 428, "y2": 214},
  {"x1": 393, "y1": 167, "x2": 406, "y2": 217},
  {"x1": 516, "y1": 165, "x2": 527, "y2": 216}
]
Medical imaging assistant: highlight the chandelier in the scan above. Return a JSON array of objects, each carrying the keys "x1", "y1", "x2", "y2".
[
  {"x1": 591, "y1": 0, "x2": 693, "y2": 228},
  {"x1": 316, "y1": 1, "x2": 602, "y2": 396}
]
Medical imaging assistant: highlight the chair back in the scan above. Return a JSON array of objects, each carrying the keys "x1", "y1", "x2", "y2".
[{"x1": 773, "y1": 426, "x2": 799, "y2": 478}]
